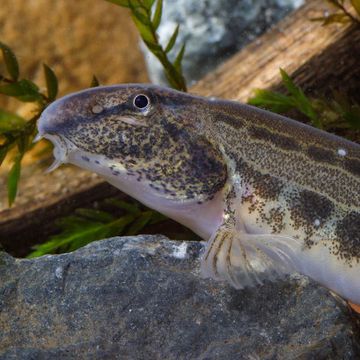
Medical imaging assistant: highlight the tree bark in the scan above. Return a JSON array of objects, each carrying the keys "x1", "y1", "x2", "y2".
[{"x1": 192, "y1": 1, "x2": 360, "y2": 103}]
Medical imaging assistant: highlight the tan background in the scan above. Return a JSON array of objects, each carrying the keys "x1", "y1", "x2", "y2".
[{"x1": 0, "y1": 0, "x2": 148, "y2": 112}]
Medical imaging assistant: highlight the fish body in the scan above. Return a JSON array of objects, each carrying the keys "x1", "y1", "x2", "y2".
[{"x1": 37, "y1": 85, "x2": 360, "y2": 303}]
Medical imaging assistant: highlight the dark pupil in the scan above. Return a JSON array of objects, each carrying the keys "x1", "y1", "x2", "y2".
[{"x1": 134, "y1": 95, "x2": 148, "y2": 109}]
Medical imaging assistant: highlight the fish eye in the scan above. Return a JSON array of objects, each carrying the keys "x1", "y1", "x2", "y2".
[{"x1": 133, "y1": 94, "x2": 150, "y2": 110}]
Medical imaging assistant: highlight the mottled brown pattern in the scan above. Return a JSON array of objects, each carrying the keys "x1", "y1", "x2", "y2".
[
  {"x1": 307, "y1": 145, "x2": 336, "y2": 164},
  {"x1": 335, "y1": 212, "x2": 360, "y2": 261},
  {"x1": 214, "y1": 113, "x2": 245, "y2": 129},
  {"x1": 290, "y1": 190, "x2": 334, "y2": 226},
  {"x1": 234, "y1": 158, "x2": 288, "y2": 234},
  {"x1": 248, "y1": 125, "x2": 300, "y2": 151},
  {"x1": 259, "y1": 206, "x2": 286, "y2": 234},
  {"x1": 234, "y1": 159, "x2": 284, "y2": 202},
  {"x1": 250, "y1": 171, "x2": 285, "y2": 202},
  {"x1": 39, "y1": 85, "x2": 360, "y2": 264},
  {"x1": 210, "y1": 100, "x2": 360, "y2": 209},
  {"x1": 40, "y1": 85, "x2": 227, "y2": 203},
  {"x1": 209, "y1": 97, "x2": 359, "y2": 262},
  {"x1": 344, "y1": 158, "x2": 360, "y2": 177},
  {"x1": 288, "y1": 189, "x2": 335, "y2": 247}
]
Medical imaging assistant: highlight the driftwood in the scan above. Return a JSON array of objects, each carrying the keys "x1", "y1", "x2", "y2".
[
  {"x1": 1, "y1": 0, "x2": 359, "y2": 255},
  {"x1": 192, "y1": 1, "x2": 360, "y2": 102}
]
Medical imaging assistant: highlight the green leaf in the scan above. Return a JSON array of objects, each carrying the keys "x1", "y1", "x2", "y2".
[
  {"x1": 0, "y1": 109, "x2": 25, "y2": 132},
  {"x1": 27, "y1": 213, "x2": 136, "y2": 257},
  {"x1": 148, "y1": 211, "x2": 167, "y2": 225},
  {"x1": 248, "y1": 89, "x2": 295, "y2": 113},
  {"x1": 279, "y1": 68, "x2": 320, "y2": 127},
  {"x1": 173, "y1": 43, "x2": 186, "y2": 72},
  {"x1": 43, "y1": 64, "x2": 58, "y2": 101},
  {"x1": 143, "y1": 40, "x2": 162, "y2": 53},
  {"x1": 7, "y1": 153, "x2": 22, "y2": 206},
  {"x1": 75, "y1": 208, "x2": 115, "y2": 223},
  {"x1": 132, "y1": 15, "x2": 155, "y2": 44},
  {"x1": 17, "y1": 134, "x2": 30, "y2": 154},
  {"x1": 105, "y1": 214, "x2": 136, "y2": 235},
  {"x1": 129, "y1": 1, "x2": 151, "y2": 26},
  {"x1": 55, "y1": 216, "x2": 96, "y2": 231},
  {"x1": 90, "y1": 75, "x2": 100, "y2": 87},
  {"x1": 343, "y1": 107, "x2": 360, "y2": 129},
  {"x1": 0, "y1": 42, "x2": 19, "y2": 81},
  {"x1": 165, "y1": 25, "x2": 179, "y2": 53},
  {"x1": 105, "y1": 198, "x2": 140, "y2": 214},
  {"x1": 331, "y1": 91, "x2": 360, "y2": 128},
  {"x1": 105, "y1": 0, "x2": 130, "y2": 7},
  {"x1": 0, "y1": 79, "x2": 42, "y2": 102},
  {"x1": 279, "y1": 68, "x2": 300, "y2": 96},
  {"x1": 29, "y1": 222, "x2": 106, "y2": 257},
  {"x1": 143, "y1": 0, "x2": 156, "y2": 9},
  {"x1": 0, "y1": 145, "x2": 8, "y2": 166},
  {"x1": 351, "y1": 0, "x2": 360, "y2": 16},
  {"x1": 126, "y1": 211, "x2": 153, "y2": 235},
  {"x1": 152, "y1": 0, "x2": 162, "y2": 30}
]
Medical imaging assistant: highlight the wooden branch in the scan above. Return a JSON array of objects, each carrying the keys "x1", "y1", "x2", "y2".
[
  {"x1": 191, "y1": 0, "x2": 360, "y2": 103},
  {"x1": 1, "y1": 0, "x2": 359, "y2": 256}
]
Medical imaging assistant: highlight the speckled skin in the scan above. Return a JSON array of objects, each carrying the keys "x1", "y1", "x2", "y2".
[
  {"x1": 40, "y1": 85, "x2": 227, "y2": 203},
  {"x1": 207, "y1": 100, "x2": 359, "y2": 261},
  {"x1": 37, "y1": 84, "x2": 360, "y2": 303}
]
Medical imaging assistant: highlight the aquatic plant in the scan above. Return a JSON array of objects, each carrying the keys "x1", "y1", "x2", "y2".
[
  {"x1": 0, "y1": 42, "x2": 59, "y2": 205},
  {"x1": 0, "y1": 0, "x2": 186, "y2": 208},
  {"x1": 248, "y1": 69, "x2": 360, "y2": 131},
  {"x1": 27, "y1": 199, "x2": 167, "y2": 258},
  {"x1": 312, "y1": 0, "x2": 360, "y2": 26},
  {"x1": 2, "y1": 1, "x2": 359, "y2": 257},
  {"x1": 107, "y1": 0, "x2": 187, "y2": 91},
  {"x1": 0, "y1": 0, "x2": 189, "y2": 257}
]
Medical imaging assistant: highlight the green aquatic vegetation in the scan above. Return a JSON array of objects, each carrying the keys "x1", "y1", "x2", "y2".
[
  {"x1": 312, "y1": 0, "x2": 360, "y2": 26},
  {"x1": 2, "y1": 1, "x2": 359, "y2": 258},
  {"x1": 0, "y1": 42, "x2": 59, "y2": 206},
  {"x1": 27, "y1": 199, "x2": 167, "y2": 258},
  {"x1": 248, "y1": 68, "x2": 360, "y2": 131},
  {"x1": 1, "y1": 1, "x2": 189, "y2": 256},
  {"x1": 107, "y1": 0, "x2": 187, "y2": 91},
  {"x1": 1, "y1": 0, "x2": 187, "y2": 207}
]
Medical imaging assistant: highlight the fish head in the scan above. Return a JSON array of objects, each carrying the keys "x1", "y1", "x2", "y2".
[{"x1": 37, "y1": 84, "x2": 227, "y2": 209}]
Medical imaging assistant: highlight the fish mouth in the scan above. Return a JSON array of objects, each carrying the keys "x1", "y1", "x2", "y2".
[{"x1": 35, "y1": 132, "x2": 75, "y2": 173}]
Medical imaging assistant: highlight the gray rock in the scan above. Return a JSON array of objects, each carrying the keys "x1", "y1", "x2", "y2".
[
  {"x1": 143, "y1": 0, "x2": 304, "y2": 86},
  {"x1": 0, "y1": 235, "x2": 359, "y2": 359}
]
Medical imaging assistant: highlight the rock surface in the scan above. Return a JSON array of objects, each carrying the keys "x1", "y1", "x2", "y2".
[
  {"x1": 143, "y1": 0, "x2": 304, "y2": 85},
  {"x1": 0, "y1": 235, "x2": 359, "y2": 359}
]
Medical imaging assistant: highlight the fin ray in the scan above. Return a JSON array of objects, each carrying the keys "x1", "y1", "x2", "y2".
[{"x1": 201, "y1": 229, "x2": 301, "y2": 289}]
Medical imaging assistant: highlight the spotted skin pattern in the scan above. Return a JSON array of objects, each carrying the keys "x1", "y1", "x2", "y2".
[
  {"x1": 37, "y1": 84, "x2": 360, "y2": 303},
  {"x1": 43, "y1": 86, "x2": 227, "y2": 204},
  {"x1": 209, "y1": 102, "x2": 359, "y2": 265}
]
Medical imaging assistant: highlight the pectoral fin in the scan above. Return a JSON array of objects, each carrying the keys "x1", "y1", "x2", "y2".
[{"x1": 201, "y1": 225, "x2": 301, "y2": 289}]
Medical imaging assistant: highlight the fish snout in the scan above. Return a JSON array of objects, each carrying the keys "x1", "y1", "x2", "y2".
[
  {"x1": 37, "y1": 97, "x2": 70, "y2": 137},
  {"x1": 37, "y1": 96, "x2": 80, "y2": 172}
]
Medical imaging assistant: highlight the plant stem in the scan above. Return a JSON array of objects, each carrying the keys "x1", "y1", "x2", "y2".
[
  {"x1": 335, "y1": 1, "x2": 360, "y2": 25},
  {"x1": 140, "y1": 3, "x2": 187, "y2": 91}
]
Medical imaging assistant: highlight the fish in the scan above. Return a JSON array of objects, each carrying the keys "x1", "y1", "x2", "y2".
[{"x1": 37, "y1": 84, "x2": 360, "y2": 305}]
